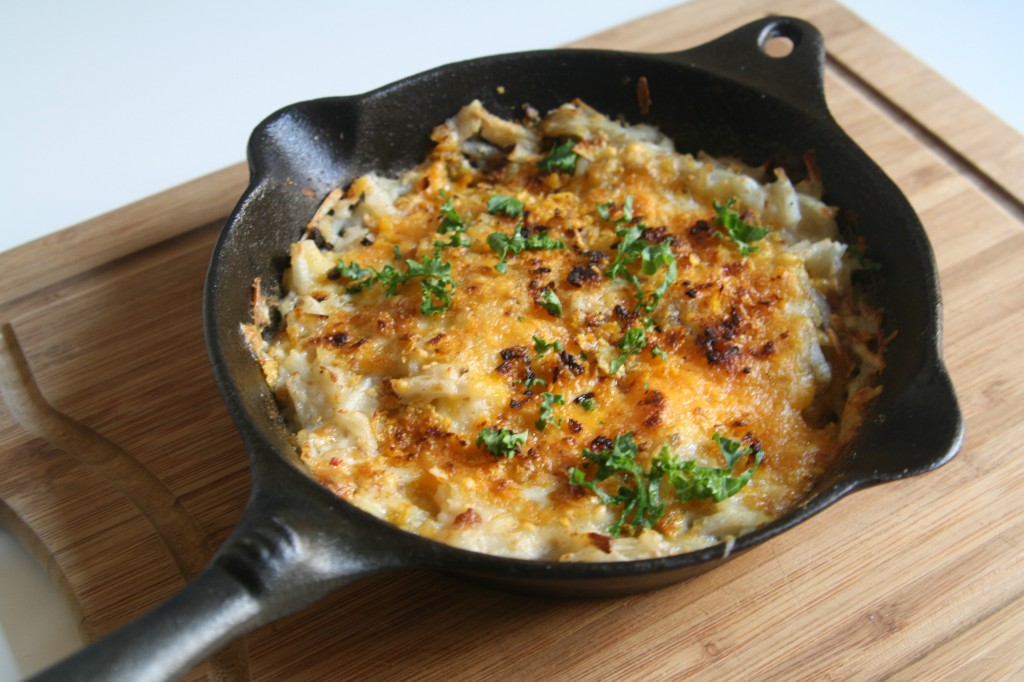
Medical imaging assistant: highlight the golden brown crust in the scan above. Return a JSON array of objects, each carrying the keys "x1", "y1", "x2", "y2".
[{"x1": 244, "y1": 100, "x2": 884, "y2": 561}]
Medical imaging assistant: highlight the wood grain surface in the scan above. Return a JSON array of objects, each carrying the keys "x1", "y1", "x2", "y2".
[{"x1": 2, "y1": 0, "x2": 1022, "y2": 679}]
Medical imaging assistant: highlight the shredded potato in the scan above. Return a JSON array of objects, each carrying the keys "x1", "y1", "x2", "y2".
[{"x1": 244, "y1": 100, "x2": 884, "y2": 561}]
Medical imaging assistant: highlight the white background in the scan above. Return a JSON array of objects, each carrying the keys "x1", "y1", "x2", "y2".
[{"x1": 1, "y1": 1, "x2": 1022, "y2": 679}]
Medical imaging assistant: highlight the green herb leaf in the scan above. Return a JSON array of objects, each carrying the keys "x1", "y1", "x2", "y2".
[
  {"x1": 405, "y1": 248, "x2": 450, "y2": 280},
  {"x1": 712, "y1": 432, "x2": 757, "y2": 469},
  {"x1": 408, "y1": 247, "x2": 456, "y2": 315},
  {"x1": 486, "y1": 231, "x2": 521, "y2": 273},
  {"x1": 374, "y1": 263, "x2": 408, "y2": 297},
  {"x1": 524, "y1": 229, "x2": 565, "y2": 251},
  {"x1": 713, "y1": 197, "x2": 769, "y2": 256},
  {"x1": 635, "y1": 252, "x2": 677, "y2": 314},
  {"x1": 606, "y1": 224, "x2": 646, "y2": 280},
  {"x1": 487, "y1": 194, "x2": 524, "y2": 217},
  {"x1": 573, "y1": 392, "x2": 598, "y2": 411},
  {"x1": 436, "y1": 192, "x2": 470, "y2": 248},
  {"x1": 436, "y1": 233, "x2": 471, "y2": 249},
  {"x1": 598, "y1": 195, "x2": 634, "y2": 224},
  {"x1": 537, "y1": 139, "x2": 579, "y2": 173},
  {"x1": 538, "y1": 289, "x2": 563, "y2": 316},
  {"x1": 438, "y1": 193, "x2": 466, "y2": 234},
  {"x1": 536, "y1": 392, "x2": 566, "y2": 430},
  {"x1": 334, "y1": 261, "x2": 376, "y2": 293},
  {"x1": 336, "y1": 245, "x2": 456, "y2": 315},
  {"x1": 567, "y1": 432, "x2": 664, "y2": 536},
  {"x1": 487, "y1": 225, "x2": 564, "y2": 273},
  {"x1": 640, "y1": 241, "x2": 675, "y2": 276},
  {"x1": 336, "y1": 261, "x2": 372, "y2": 280},
  {"x1": 419, "y1": 278, "x2": 455, "y2": 315},
  {"x1": 477, "y1": 427, "x2": 528, "y2": 459},
  {"x1": 610, "y1": 326, "x2": 646, "y2": 374},
  {"x1": 658, "y1": 434, "x2": 763, "y2": 503},
  {"x1": 600, "y1": 197, "x2": 678, "y2": 317},
  {"x1": 532, "y1": 336, "x2": 563, "y2": 355},
  {"x1": 569, "y1": 432, "x2": 763, "y2": 537}
]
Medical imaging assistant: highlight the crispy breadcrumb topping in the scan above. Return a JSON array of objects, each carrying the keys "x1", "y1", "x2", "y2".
[{"x1": 244, "y1": 100, "x2": 884, "y2": 561}]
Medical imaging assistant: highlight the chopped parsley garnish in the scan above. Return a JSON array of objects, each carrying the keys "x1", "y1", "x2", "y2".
[
  {"x1": 523, "y1": 230, "x2": 565, "y2": 251},
  {"x1": 573, "y1": 392, "x2": 598, "y2": 411},
  {"x1": 597, "y1": 197, "x2": 676, "y2": 374},
  {"x1": 714, "y1": 432, "x2": 759, "y2": 470},
  {"x1": 487, "y1": 226, "x2": 565, "y2": 273},
  {"x1": 659, "y1": 433, "x2": 764, "y2": 503},
  {"x1": 418, "y1": 277, "x2": 456, "y2": 315},
  {"x1": 606, "y1": 224, "x2": 646, "y2": 280},
  {"x1": 486, "y1": 232, "x2": 518, "y2": 273},
  {"x1": 651, "y1": 345, "x2": 668, "y2": 360},
  {"x1": 532, "y1": 336, "x2": 563, "y2": 355},
  {"x1": 610, "y1": 325, "x2": 647, "y2": 374},
  {"x1": 334, "y1": 244, "x2": 456, "y2": 316},
  {"x1": 635, "y1": 247, "x2": 677, "y2": 314},
  {"x1": 487, "y1": 193, "x2": 524, "y2": 217},
  {"x1": 335, "y1": 261, "x2": 375, "y2": 292},
  {"x1": 713, "y1": 197, "x2": 769, "y2": 256},
  {"x1": 477, "y1": 427, "x2": 528, "y2": 459},
  {"x1": 598, "y1": 195, "x2": 633, "y2": 224},
  {"x1": 374, "y1": 263, "x2": 410, "y2": 296},
  {"x1": 406, "y1": 247, "x2": 457, "y2": 315},
  {"x1": 568, "y1": 432, "x2": 763, "y2": 537},
  {"x1": 568, "y1": 433, "x2": 663, "y2": 537},
  {"x1": 436, "y1": 193, "x2": 471, "y2": 248},
  {"x1": 536, "y1": 392, "x2": 566, "y2": 430},
  {"x1": 538, "y1": 289, "x2": 563, "y2": 316},
  {"x1": 521, "y1": 375, "x2": 547, "y2": 388},
  {"x1": 537, "y1": 139, "x2": 579, "y2": 173},
  {"x1": 600, "y1": 196, "x2": 679, "y2": 319}
]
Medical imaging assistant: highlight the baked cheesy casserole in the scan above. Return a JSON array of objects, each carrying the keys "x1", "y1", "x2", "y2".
[{"x1": 244, "y1": 99, "x2": 884, "y2": 561}]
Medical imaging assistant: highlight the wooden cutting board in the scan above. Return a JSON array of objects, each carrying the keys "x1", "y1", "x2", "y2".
[{"x1": 2, "y1": 0, "x2": 1022, "y2": 679}]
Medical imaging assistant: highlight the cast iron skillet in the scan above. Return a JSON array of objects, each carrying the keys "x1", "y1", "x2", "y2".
[{"x1": 33, "y1": 16, "x2": 963, "y2": 682}]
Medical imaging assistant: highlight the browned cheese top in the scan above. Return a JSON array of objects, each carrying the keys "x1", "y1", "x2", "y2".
[{"x1": 245, "y1": 100, "x2": 883, "y2": 561}]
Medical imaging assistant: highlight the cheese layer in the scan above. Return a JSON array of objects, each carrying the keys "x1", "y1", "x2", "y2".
[{"x1": 244, "y1": 100, "x2": 884, "y2": 561}]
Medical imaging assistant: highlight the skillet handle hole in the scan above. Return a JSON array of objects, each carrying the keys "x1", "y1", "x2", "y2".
[
  {"x1": 758, "y1": 21, "x2": 801, "y2": 58},
  {"x1": 762, "y1": 35, "x2": 794, "y2": 58}
]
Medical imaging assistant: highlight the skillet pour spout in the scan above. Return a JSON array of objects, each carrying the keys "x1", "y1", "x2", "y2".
[{"x1": 28, "y1": 16, "x2": 962, "y2": 682}]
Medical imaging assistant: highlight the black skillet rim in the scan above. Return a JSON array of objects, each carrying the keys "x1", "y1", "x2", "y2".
[{"x1": 205, "y1": 17, "x2": 964, "y2": 592}]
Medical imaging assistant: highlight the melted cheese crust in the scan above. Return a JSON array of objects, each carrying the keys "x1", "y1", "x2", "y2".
[{"x1": 245, "y1": 100, "x2": 884, "y2": 561}]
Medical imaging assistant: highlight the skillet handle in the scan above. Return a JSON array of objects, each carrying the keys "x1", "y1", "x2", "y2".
[
  {"x1": 26, "y1": 454, "x2": 409, "y2": 682},
  {"x1": 665, "y1": 16, "x2": 829, "y2": 118}
]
